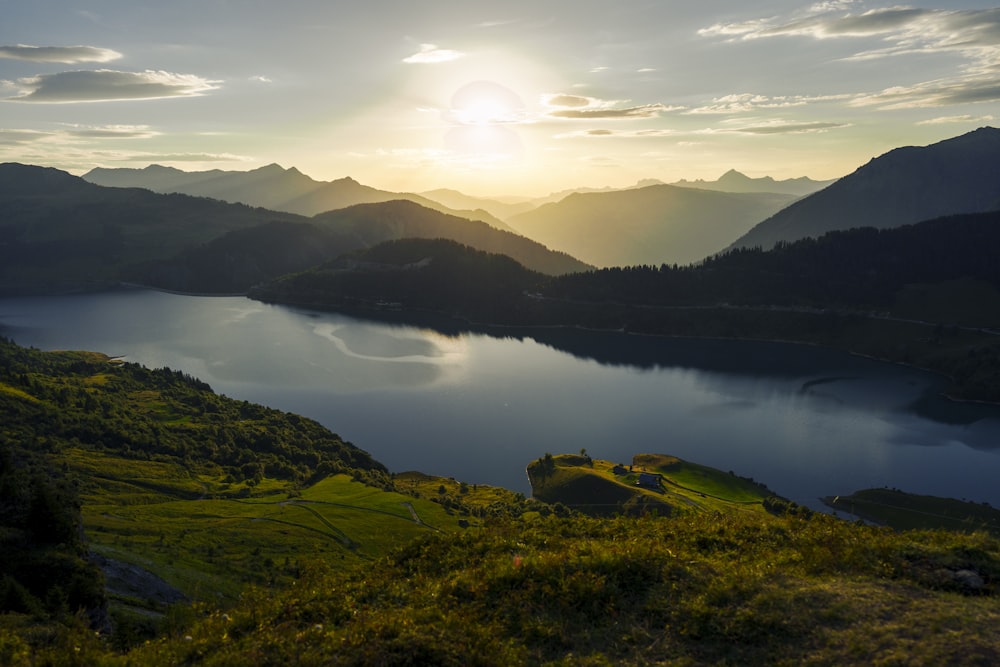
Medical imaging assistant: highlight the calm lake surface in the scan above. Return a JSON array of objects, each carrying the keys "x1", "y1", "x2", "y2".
[{"x1": 2, "y1": 287, "x2": 999, "y2": 509}]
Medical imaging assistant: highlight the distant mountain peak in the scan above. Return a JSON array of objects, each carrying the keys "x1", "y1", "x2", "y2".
[{"x1": 141, "y1": 164, "x2": 183, "y2": 173}]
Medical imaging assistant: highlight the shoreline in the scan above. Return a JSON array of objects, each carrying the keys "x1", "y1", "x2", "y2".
[{"x1": 3, "y1": 283, "x2": 995, "y2": 406}]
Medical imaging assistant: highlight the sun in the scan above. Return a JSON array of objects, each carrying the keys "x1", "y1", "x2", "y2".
[{"x1": 445, "y1": 80, "x2": 527, "y2": 126}]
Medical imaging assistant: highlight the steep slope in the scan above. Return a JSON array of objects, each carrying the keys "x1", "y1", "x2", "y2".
[
  {"x1": 507, "y1": 183, "x2": 796, "y2": 267},
  {"x1": 84, "y1": 163, "x2": 514, "y2": 231},
  {"x1": 672, "y1": 169, "x2": 836, "y2": 196},
  {"x1": 730, "y1": 126, "x2": 1000, "y2": 251}
]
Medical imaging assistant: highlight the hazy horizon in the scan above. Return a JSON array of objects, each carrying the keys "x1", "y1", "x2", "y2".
[{"x1": 4, "y1": 1, "x2": 1000, "y2": 196}]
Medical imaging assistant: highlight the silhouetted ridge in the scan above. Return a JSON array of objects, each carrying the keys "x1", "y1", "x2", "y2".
[{"x1": 730, "y1": 127, "x2": 1000, "y2": 250}]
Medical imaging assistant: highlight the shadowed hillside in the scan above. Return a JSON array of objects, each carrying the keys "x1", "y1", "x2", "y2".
[{"x1": 730, "y1": 126, "x2": 1000, "y2": 251}]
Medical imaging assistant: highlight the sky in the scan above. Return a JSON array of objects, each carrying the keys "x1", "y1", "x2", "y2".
[{"x1": 3, "y1": 1, "x2": 1000, "y2": 196}]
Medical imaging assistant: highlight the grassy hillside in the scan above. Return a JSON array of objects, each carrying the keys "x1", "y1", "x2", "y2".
[
  {"x1": 0, "y1": 338, "x2": 478, "y2": 622},
  {"x1": 17, "y1": 510, "x2": 999, "y2": 666},
  {"x1": 527, "y1": 453, "x2": 775, "y2": 517}
]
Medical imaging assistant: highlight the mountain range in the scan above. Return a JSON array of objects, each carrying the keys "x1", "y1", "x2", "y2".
[
  {"x1": 133, "y1": 199, "x2": 590, "y2": 293},
  {"x1": 83, "y1": 163, "x2": 514, "y2": 232},
  {"x1": 670, "y1": 169, "x2": 837, "y2": 196},
  {"x1": 0, "y1": 164, "x2": 588, "y2": 294},
  {"x1": 730, "y1": 126, "x2": 1000, "y2": 251}
]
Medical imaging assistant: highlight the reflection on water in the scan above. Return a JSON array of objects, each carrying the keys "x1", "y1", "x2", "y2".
[{"x1": 2, "y1": 287, "x2": 999, "y2": 507}]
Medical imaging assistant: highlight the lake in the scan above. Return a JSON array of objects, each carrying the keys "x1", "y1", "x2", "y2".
[{"x1": 2, "y1": 287, "x2": 999, "y2": 509}]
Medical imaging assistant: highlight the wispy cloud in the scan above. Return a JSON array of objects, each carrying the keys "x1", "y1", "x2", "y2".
[
  {"x1": 59, "y1": 123, "x2": 159, "y2": 139},
  {"x1": 688, "y1": 92, "x2": 853, "y2": 114},
  {"x1": 917, "y1": 114, "x2": 994, "y2": 125},
  {"x1": 0, "y1": 128, "x2": 47, "y2": 145},
  {"x1": 543, "y1": 93, "x2": 682, "y2": 119},
  {"x1": 722, "y1": 121, "x2": 849, "y2": 134},
  {"x1": 557, "y1": 120, "x2": 847, "y2": 139},
  {"x1": 108, "y1": 152, "x2": 248, "y2": 163},
  {"x1": 851, "y1": 76, "x2": 1000, "y2": 109},
  {"x1": 700, "y1": 7, "x2": 1000, "y2": 68},
  {"x1": 402, "y1": 43, "x2": 464, "y2": 64},
  {"x1": 0, "y1": 44, "x2": 122, "y2": 64},
  {"x1": 0, "y1": 124, "x2": 158, "y2": 145},
  {"x1": 556, "y1": 128, "x2": 678, "y2": 139},
  {"x1": 699, "y1": 7, "x2": 1000, "y2": 111},
  {"x1": 548, "y1": 104, "x2": 677, "y2": 119},
  {"x1": 542, "y1": 94, "x2": 593, "y2": 108},
  {"x1": 7, "y1": 69, "x2": 220, "y2": 103}
]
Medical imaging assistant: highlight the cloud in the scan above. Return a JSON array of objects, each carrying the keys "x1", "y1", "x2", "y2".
[
  {"x1": 688, "y1": 92, "x2": 853, "y2": 115},
  {"x1": 0, "y1": 44, "x2": 122, "y2": 64},
  {"x1": 561, "y1": 122, "x2": 847, "y2": 138},
  {"x1": 110, "y1": 152, "x2": 248, "y2": 163},
  {"x1": 402, "y1": 43, "x2": 464, "y2": 64},
  {"x1": 917, "y1": 114, "x2": 994, "y2": 125},
  {"x1": 7, "y1": 69, "x2": 220, "y2": 103},
  {"x1": 724, "y1": 121, "x2": 849, "y2": 134},
  {"x1": 700, "y1": 7, "x2": 1000, "y2": 66},
  {"x1": 700, "y1": 8, "x2": 1000, "y2": 112},
  {"x1": 543, "y1": 94, "x2": 682, "y2": 120},
  {"x1": 549, "y1": 104, "x2": 678, "y2": 119},
  {"x1": 0, "y1": 129, "x2": 47, "y2": 145},
  {"x1": 699, "y1": 8, "x2": 930, "y2": 40},
  {"x1": 0, "y1": 124, "x2": 158, "y2": 146},
  {"x1": 690, "y1": 93, "x2": 804, "y2": 114},
  {"x1": 851, "y1": 76, "x2": 1000, "y2": 109},
  {"x1": 555, "y1": 128, "x2": 678, "y2": 139},
  {"x1": 542, "y1": 94, "x2": 592, "y2": 108},
  {"x1": 59, "y1": 124, "x2": 159, "y2": 139}
]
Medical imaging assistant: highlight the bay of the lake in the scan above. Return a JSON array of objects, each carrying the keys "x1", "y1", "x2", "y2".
[{"x1": 2, "y1": 287, "x2": 999, "y2": 509}]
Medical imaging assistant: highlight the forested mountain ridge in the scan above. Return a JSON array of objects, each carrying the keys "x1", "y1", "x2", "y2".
[
  {"x1": 730, "y1": 126, "x2": 1000, "y2": 250},
  {"x1": 251, "y1": 237, "x2": 545, "y2": 323},
  {"x1": 507, "y1": 183, "x2": 797, "y2": 267}
]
